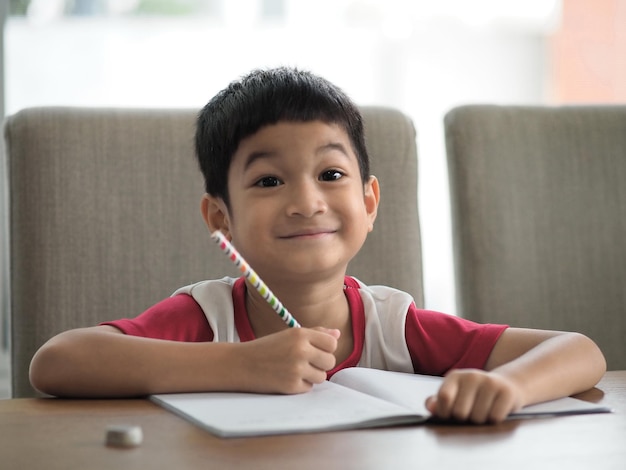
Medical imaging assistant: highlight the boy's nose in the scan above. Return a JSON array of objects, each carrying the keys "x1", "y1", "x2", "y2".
[{"x1": 285, "y1": 182, "x2": 328, "y2": 217}]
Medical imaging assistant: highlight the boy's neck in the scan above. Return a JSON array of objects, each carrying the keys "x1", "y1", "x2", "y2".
[{"x1": 244, "y1": 274, "x2": 351, "y2": 333}]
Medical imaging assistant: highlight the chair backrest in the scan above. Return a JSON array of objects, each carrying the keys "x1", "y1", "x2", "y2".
[
  {"x1": 445, "y1": 104, "x2": 626, "y2": 370},
  {"x1": 4, "y1": 106, "x2": 423, "y2": 397}
]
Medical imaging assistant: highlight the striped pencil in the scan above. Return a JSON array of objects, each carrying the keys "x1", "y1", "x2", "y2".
[{"x1": 211, "y1": 230, "x2": 301, "y2": 328}]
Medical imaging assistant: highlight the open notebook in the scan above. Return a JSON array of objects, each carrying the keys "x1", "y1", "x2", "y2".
[{"x1": 151, "y1": 368, "x2": 611, "y2": 438}]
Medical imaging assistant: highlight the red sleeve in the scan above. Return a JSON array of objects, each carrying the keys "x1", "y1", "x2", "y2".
[
  {"x1": 101, "y1": 294, "x2": 214, "y2": 342},
  {"x1": 405, "y1": 304, "x2": 508, "y2": 376}
]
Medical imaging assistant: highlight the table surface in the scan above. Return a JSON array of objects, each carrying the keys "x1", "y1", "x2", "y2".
[{"x1": 1, "y1": 371, "x2": 625, "y2": 470}]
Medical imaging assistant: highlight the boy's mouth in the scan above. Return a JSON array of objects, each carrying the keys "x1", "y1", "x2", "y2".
[{"x1": 279, "y1": 228, "x2": 337, "y2": 239}]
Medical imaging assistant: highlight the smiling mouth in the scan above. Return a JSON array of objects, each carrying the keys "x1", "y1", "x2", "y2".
[{"x1": 280, "y1": 229, "x2": 336, "y2": 239}]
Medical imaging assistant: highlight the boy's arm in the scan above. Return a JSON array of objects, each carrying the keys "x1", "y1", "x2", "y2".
[
  {"x1": 425, "y1": 328, "x2": 606, "y2": 424},
  {"x1": 29, "y1": 325, "x2": 339, "y2": 398}
]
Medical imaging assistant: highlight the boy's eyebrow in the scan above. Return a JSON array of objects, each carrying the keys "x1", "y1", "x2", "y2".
[
  {"x1": 317, "y1": 142, "x2": 351, "y2": 157},
  {"x1": 243, "y1": 142, "x2": 351, "y2": 170},
  {"x1": 243, "y1": 150, "x2": 275, "y2": 170}
]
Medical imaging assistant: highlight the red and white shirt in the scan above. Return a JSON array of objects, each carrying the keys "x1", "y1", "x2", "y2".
[{"x1": 103, "y1": 276, "x2": 507, "y2": 378}]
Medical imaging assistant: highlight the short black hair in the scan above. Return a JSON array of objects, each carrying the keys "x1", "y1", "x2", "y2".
[{"x1": 195, "y1": 67, "x2": 370, "y2": 207}]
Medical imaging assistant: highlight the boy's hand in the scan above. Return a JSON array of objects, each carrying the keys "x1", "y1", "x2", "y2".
[
  {"x1": 425, "y1": 369, "x2": 524, "y2": 424},
  {"x1": 237, "y1": 327, "x2": 340, "y2": 395}
]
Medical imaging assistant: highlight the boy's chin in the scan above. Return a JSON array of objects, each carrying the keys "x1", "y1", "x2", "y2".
[{"x1": 274, "y1": 265, "x2": 349, "y2": 283}]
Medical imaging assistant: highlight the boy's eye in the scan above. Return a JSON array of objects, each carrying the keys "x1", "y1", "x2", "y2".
[
  {"x1": 255, "y1": 176, "x2": 282, "y2": 187},
  {"x1": 320, "y1": 170, "x2": 344, "y2": 181}
]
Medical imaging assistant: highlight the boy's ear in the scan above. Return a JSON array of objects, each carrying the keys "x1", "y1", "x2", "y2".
[
  {"x1": 201, "y1": 194, "x2": 231, "y2": 238},
  {"x1": 364, "y1": 175, "x2": 380, "y2": 232}
]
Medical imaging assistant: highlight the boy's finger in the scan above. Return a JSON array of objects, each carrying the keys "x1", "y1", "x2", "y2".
[
  {"x1": 309, "y1": 349, "x2": 337, "y2": 373},
  {"x1": 424, "y1": 395, "x2": 437, "y2": 414},
  {"x1": 432, "y1": 378, "x2": 460, "y2": 419},
  {"x1": 487, "y1": 392, "x2": 517, "y2": 423},
  {"x1": 469, "y1": 386, "x2": 498, "y2": 424},
  {"x1": 311, "y1": 326, "x2": 341, "y2": 338},
  {"x1": 308, "y1": 329, "x2": 340, "y2": 352}
]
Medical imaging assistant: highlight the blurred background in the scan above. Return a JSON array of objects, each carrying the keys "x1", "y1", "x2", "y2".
[{"x1": 1, "y1": 0, "x2": 625, "y2": 397}]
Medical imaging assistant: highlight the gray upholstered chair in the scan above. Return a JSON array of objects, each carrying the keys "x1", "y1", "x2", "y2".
[
  {"x1": 3, "y1": 106, "x2": 423, "y2": 397},
  {"x1": 445, "y1": 105, "x2": 626, "y2": 370}
]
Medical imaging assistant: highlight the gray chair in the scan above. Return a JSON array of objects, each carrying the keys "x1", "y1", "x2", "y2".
[
  {"x1": 445, "y1": 105, "x2": 626, "y2": 370},
  {"x1": 3, "y1": 106, "x2": 423, "y2": 397}
]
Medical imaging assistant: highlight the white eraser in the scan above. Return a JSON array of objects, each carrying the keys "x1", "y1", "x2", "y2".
[{"x1": 105, "y1": 424, "x2": 143, "y2": 448}]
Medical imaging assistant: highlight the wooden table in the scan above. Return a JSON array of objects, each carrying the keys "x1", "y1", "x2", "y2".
[{"x1": 1, "y1": 371, "x2": 625, "y2": 470}]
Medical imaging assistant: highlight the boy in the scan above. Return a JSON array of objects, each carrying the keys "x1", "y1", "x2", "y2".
[{"x1": 30, "y1": 67, "x2": 606, "y2": 424}]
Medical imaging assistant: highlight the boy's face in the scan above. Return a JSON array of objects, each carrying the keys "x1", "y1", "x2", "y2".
[{"x1": 202, "y1": 120, "x2": 379, "y2": 284}]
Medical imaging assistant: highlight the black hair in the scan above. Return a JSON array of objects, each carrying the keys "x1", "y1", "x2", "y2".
[{"x1": 195, "y1": 67, "x2": 370, "y2": 207}]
